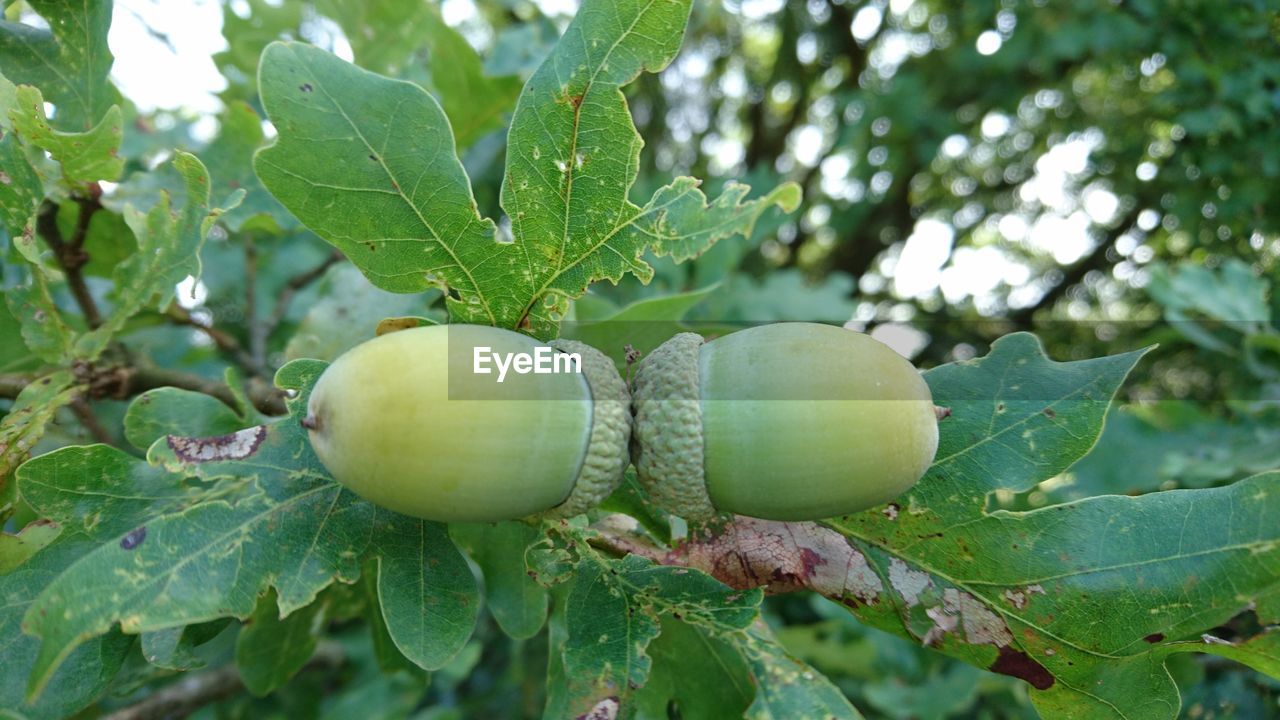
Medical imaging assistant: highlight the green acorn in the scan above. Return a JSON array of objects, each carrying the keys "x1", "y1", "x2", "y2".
[
  {"x1": 304, "y1": 325, "x2": 630, "y2": 522},
  {"x1": 631, "y1": 322, "x2": 938, "y2": 521}
]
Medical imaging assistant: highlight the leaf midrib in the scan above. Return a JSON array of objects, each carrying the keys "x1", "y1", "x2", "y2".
[{"x1": 514, "y1": 0, "x2": 662, "y2": 327}]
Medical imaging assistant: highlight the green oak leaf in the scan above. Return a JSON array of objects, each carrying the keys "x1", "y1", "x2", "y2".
[
  {"x1": 254, "y1": 41, "x2": 501, "y2": 297},
  {"x1": 633, "y1": 617, "x2": 756, "y2": 719},
  {"x1": 0, "y1": 72, "x2": 43, "y2": 242},
  {"x1": 75, "y1": 151, "x2": 242, "y2": 360},
  {"x1": 562, "y1": 284, "x2": 718, "y2": 370},
  {"x1": 807, "y1": 334, "x2": 1279, "y2": 719},
  {"x1": 1166, "y1": 630, "x2": 1280, "y2": 678},
  {"x1": 4, "y1": 273, "x2": 74, "y2": 365},
  {"x1": 497, "y1": 0, "x2": 797, "y2": 337},
  {"x1": 139, "y1": 622, "x2": 225, "y2": 671},
  {"x1": 922, "y1": 332, "x2": 1151, "y2": 510},
  {"x1": 122, "y1": 386, "x2": 250, "y2": 452},
  {"x1": 313, "y1": 0, "x2": 520, "y2": 148},
  {"x1": 735, "y1": 625, "x2": 865, "y2": 719},
  {"x1": 0, "y1": 0, "x2": 117, "y2": 131},
  {"x1": 13, "y1": 359, "x2": 478, "y2": 700},
  {"x1": 620, "y1": 178, "x2": 802, "y2": 264},
  {"x1": 450, "y1": 521, "x2": 549, "y2": 640},
  {"x1": 369, "y1": 508, "x2": 479, "y2": 671},
  {"x1": 0, "y1": 519, "x2": 60, "y2": 575},
  {"x1": 0, "y1": 537, "x2": 135, "y2": 720},
  {"x1": 2, "y1": 443, "x2": 195, "y2": 718},
  {"x1": 0, "y1": 299, "x2": 40, "y2": 375},
  {"x1": 254, "y1": 0, "x2": 799, "y2": 339},
  {"x1": 15, "y1": 361, "x2": 363, "y2": 699},
  {"x1": 0, "y1": 371, "x2": 79, "y2": 495},
  {"x1": 8, "y1": 85, "x2": 123, "y2": 185},
  {"x1": 544, "y1": 548, "x2": 762, "y2": 717},
  {"x1": 235, "y1": 588, "x2": 324, "y2": 696}
]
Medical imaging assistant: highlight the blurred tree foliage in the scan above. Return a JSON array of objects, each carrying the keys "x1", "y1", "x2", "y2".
[{"x1": 208, "y1": 0, "x2": 1280, "y2": 383}]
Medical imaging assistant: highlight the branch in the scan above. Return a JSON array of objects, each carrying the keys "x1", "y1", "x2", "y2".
[
  {"x1": 69, "y1": 398, "x2": 114, "y2": 445},
  {"x1": 0, "y1": 365, "x2": 288, "y2": 416},
  {"x1": 166, "y1": 304, "x2": 260, "y2": 374},
  {"x1": 119, "y1": 365, "x2": 288, "y2": 416},
  {"x1": 0, "y1": 375, "x2": 29, "y2": 398},
  {"x1": 99, "y1": 642, "x2": 344, "y2": 720},
  {"x1": 36, "y1": 195, "x2": 103, "y2": 328},
  {"x1": 244, "y1": 236, "x2": 263, "y2": 371}
]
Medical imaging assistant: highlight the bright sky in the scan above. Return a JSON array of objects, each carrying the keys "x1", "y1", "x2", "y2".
[{"x1": 103, "y1": 0, "x2": 1108, "y2": 325}]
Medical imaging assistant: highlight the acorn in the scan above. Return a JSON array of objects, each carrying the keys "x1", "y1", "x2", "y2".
[
  {"x1": 630, "y1": 322, "x2": 938, "y2": 521},
  {"x1": 304, "y1": 325, "x2": 630, "y2": 522}
]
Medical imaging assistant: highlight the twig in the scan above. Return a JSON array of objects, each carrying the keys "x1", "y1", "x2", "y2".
[
  {"x1": 259, "y1": 250, "x2": 344, "y2": 359},
  {"x1": 167, "y1": 305, "x2": 259, "y2": 373},
  {"x1": 99, "y1": 642, "x2": 344, "y2": 720},
  {"x1": 120, "y1": 366, "x2": 288, "y2": 416},
  {"x1": 36, "y1": 196, "x2": 103, "y2": 328},
  {"x1": 244, "y1": 236, "x2": 264, "y2": 371},
  {"x1": 0, "y1": 375, "x2": 30, "y2": 398},
  {"x1": 69, "y1": 398, "x2": 113, "y2": 445},
  {"x1": 0, "y1": 366, "x2": 288, "y2": 416},
  {"x1": 101, "y1": 664, "x2": 242, "y2": 720}
]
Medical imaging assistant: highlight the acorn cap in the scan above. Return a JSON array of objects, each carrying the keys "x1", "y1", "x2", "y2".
[
  {"x1": 543, "y1": 339, "x2": 632, "y2": 519},
  {"x1": 629, "y1": 332, "x2": 719, "y2": 521}
]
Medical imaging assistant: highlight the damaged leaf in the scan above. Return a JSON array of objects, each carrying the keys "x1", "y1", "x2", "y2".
[
  {"x1": 811, "y1": 335, "x2": 1280, "y2": 717},
  {"x1": 11, "y1": 358, "x2": 480, "y2": 701}
]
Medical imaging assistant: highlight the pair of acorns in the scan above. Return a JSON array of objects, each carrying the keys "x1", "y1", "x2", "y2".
[{"x1": 305, "y1": 322, "x2": 939, "y2": 524}]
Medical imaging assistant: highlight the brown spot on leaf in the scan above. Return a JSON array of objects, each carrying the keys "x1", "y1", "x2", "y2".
[
  {"x1": 989, "y1": 645, "x2": 1055, "y2": 690},
  {"x1": 576, "y1": 697, "x2": 618, "y2": 720},
  {"x1": 1042, "y1": 407, "x2": 1057, "y2": 418},
  {"x1": 1002, "y1": 589, "x2": 1029, "y2": 610},
  {"x1": 167, "y1": 426, "x2": 267, "y2": 462},
  {"x1": 798, "y1": 547, "x2": 822, "y2": 576},
  {"x1": 1144, "y1": 633, "x2": 1164, "y2": 643},
  {"x1": 299, "y1": 83, "x2": 313, "y2": 92},
  {"x1": 120, "y1": 526, "x2": 147, "y2": 550},
  {"x1": 666, "y1": 517, "x2": 882, "y2": 601},
  {"x1": 883, "y1": 502, "x2": 900, "y2": 520}
]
